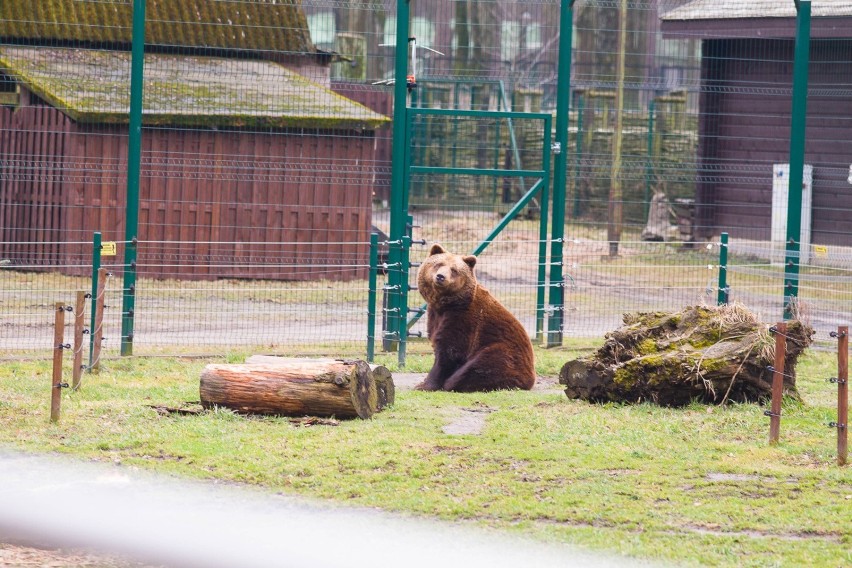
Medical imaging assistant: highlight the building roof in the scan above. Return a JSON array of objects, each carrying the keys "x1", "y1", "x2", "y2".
[
  {"x1": 0, "y1": 46, "x2": 389, "y2": 130},
  {"x1": 0, "y1": 0, "x2": 314, "y2": 54},
  {"x1": 661, "y1": 0, "x2": 852, "y2": 39},
  {"x1": 662, "y1": 0, "x2": 852, "y2": 21}
]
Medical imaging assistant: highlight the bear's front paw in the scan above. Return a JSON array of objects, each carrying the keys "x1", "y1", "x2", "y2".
[{"x1": 414, "y1": 380, "x2": 441, "y2": 391}]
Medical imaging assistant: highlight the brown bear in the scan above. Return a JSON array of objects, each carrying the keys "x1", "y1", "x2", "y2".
[{"x1": 415, "y1": 244, "x2": 536, "y2": 392}]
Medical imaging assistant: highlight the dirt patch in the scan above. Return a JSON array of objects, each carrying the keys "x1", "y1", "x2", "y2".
[
  {"x1": 442, "y1": 406, "x2": 496, "y2": 436},
  {"x1": 0, "y1": 541, "x2": 159, "y2": 568}
]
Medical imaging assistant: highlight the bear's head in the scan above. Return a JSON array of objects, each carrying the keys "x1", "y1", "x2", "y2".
[{"x1": 417, "y1": 244, "x2": 478, "y2": 308}]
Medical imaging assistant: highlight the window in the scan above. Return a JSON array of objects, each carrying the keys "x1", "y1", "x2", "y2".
[
  {"x1": 502, "y1": 16, "x2": 542, "y2": 62},
  {"x1": 307, "y1": 11, "x2": 335, "y2": 48}
]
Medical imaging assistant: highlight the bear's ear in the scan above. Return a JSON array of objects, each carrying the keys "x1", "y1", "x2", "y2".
[
  {"x1": 462, "y1": 255, "x2": 477, "y2": 270},
  {"x1": 429, "y1": 244, "x2": 446, "y2": 256}
]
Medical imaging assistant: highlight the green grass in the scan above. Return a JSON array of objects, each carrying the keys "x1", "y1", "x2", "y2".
[{"x1": 0, "y1": 347, "x2": 850, "y2": 567}]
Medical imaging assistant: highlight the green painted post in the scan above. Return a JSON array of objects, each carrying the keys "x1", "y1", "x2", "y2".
[
  {"x1": 120, "y1": 0, "x2": 146, "y2": 356},
  {"x1": 89, "y1": 231, "x2": 102, "y2": 368},
  {"x1": 535, "y1": 119, "x2": 552, "y2": 343},
  {"x1": 398, "y1": 213, "x2": 416, "y2": 367},
  {"x1": 367, "y1": 232, "x2": 378, "y2": 362},
  {"x1": 546, "y1": 0, "x2": 575, "y2": 347},
  {"x1": 783, "y1": 0, "x2": 811, "y2": 320},
  {"x1": 386, "y1": 0, "x2": 411, "y2": 355},
  {"x1": 645, "y1": 99, "x2": 656, "y2": 217},
  {"x1": 717, "y1": 232, "x2": 729, "y2": 305},
  {"x1": 571, "y1": 92, "x2": 585, "y2": 219}
]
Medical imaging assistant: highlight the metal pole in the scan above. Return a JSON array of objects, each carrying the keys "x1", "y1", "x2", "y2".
[
  {"x1": 536, "y1": 122, "x2": 552, "y2": 343},
  {"x1": 89, "y1": 231, "x2": 101, "y2": 368},
  {"x1": 121, "y1": 0, "x2": 146, "y2": 356},
  {"x1": 546, "y1": 0, "x2": 575, "y2": 347},
  {"x1": 386, "y1": 0, "x2": 412, "y2": 355},
  {"x1": 783, "y1": 0, "x2": 811, "y2": 320},
  {"x1": 367, "y1": 233, "x2": 379, "y2": 363},
  {"x1": 717, "y1": 232, "x2": 729, "y2": 305}
]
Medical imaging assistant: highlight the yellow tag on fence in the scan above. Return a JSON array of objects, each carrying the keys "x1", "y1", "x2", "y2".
[
  {"x1": 813, "y1": 245, "x2": 828, "y2": 257},
  {"x1": 102, "y1": 242, "x2": 117, "y2": 256}
]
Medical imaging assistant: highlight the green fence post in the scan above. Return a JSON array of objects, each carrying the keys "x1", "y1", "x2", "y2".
[
  {"x1": 89, "y1": 231, "x2": 102, "y2": 368},
  {"x1": 717, "y1": 232, "x2": 729, "y2": 305},
  {"x1": 546, "y1": 0, "x2": 575, "y2": 347},
  {"x1": 784, "y1": 0, "x2": 811, "y2": 320},
  {"x1": 386, "y1": 0, "x2": 412, "y2": 357},
  {"x1": 398, "y1": 214, "x2": 416, "y2": 367},
  {"x1": 367, "y1": 232, "x2": 378, "y2": 362},
  {"x1": 120, "y1": 0, "x2": 146, "y2": 356},
  {"x1": 536, "y1": 117, "x2": 552, "y2": 343}
]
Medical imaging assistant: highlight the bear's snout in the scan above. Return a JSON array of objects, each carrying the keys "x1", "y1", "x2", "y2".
[{"x1": 435, "y1": 273, "x2": 446, "y2": 283}]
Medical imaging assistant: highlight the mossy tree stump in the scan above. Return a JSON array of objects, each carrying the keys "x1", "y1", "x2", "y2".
[
  {"x1": 200, "y1": 358, "x2": 394, "y2": 419},
  {"x1": 560, "y1": 305, "x2": 813, "y2": 406}
]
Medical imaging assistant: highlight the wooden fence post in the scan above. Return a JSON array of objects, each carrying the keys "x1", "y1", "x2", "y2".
[
  {"x1": 51, "y1": 303, "x2": 70, "y2": 423},
  {"x1": 832, "y1": 326, "x2": 848, "y2": 466},
  {"x1": 767, "y1": 322, "x2": 786, "y2": 444}
]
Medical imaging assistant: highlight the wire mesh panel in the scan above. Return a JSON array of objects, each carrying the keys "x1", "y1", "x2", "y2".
[{"x1": 1, "y1": 0, "x2": 851, "y2": 358}]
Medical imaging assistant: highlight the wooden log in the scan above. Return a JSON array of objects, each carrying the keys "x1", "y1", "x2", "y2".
[
  {"x1": 245, "y1": 356, "x2": 395, "y2": 411},
  {"x1": 201, "y1": 358, "x2": 385, "y2": 419}
]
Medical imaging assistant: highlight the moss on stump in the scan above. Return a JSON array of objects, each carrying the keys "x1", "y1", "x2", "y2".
[{"x1": 559, "y1": 304, "x2": 814, "y2": 406}]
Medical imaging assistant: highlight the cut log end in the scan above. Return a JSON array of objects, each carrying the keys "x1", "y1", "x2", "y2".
[{"x1": 350, "y1": 360, "x2": 377, "y2": 419}]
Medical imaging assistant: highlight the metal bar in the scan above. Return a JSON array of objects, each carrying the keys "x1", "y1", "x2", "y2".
[
  {"x1": 535, "y1": 117, "x2": 553, "y2": 342},
  {"x1": 72, "y1": 291, "x2": 86, "y2": 390},
  {"x1": 398, "y1": 214, "x2": 416, "y2": 366},
  {"x1": 366, "y1": 233, "x2": 379, "y2": 363},
  {"x1": 410, "y1": 166, "x2": 545, "y2": 178},
  {"x1": 473, "y1": 179, "x2": 545, "y2": 257},
  {"x1": 386, "y1": 0, "x2": 411, "y2": 355},
  {"x1": 51, "y1": 302, "x2": 66, "y2": 423},
  {"x1": 409, "y1": 108, "x2": 551, "y2": 120},
  {"x1": 121, "y1": 0, "x2": 147, "y2": 356},
  {"x1": 547, "y1": 0, "x2": 575, "y2": 347},
  {"x1": 717, "y1": 232, "x2": 729, "y2": 305},
  {"x1": 89, "y1": 231, "x2": 101, "y2": 369},
  {"x1": 783, "y1": 0, "x2": 811, "y2": 320},
  {"x1": 837, "y1": 326, "x2": 848, "y2": 466},
  {"x1": 769, "y1": 322, "x2": 787, "y2": 444}
]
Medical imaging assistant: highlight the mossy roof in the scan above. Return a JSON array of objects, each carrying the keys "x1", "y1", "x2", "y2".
[
  {"x1": 0, "y1": 0, "x2": 314, "y2": 54},
  {"x1": 0, "y1": 46, "x2": 389, "y2": 130}
]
